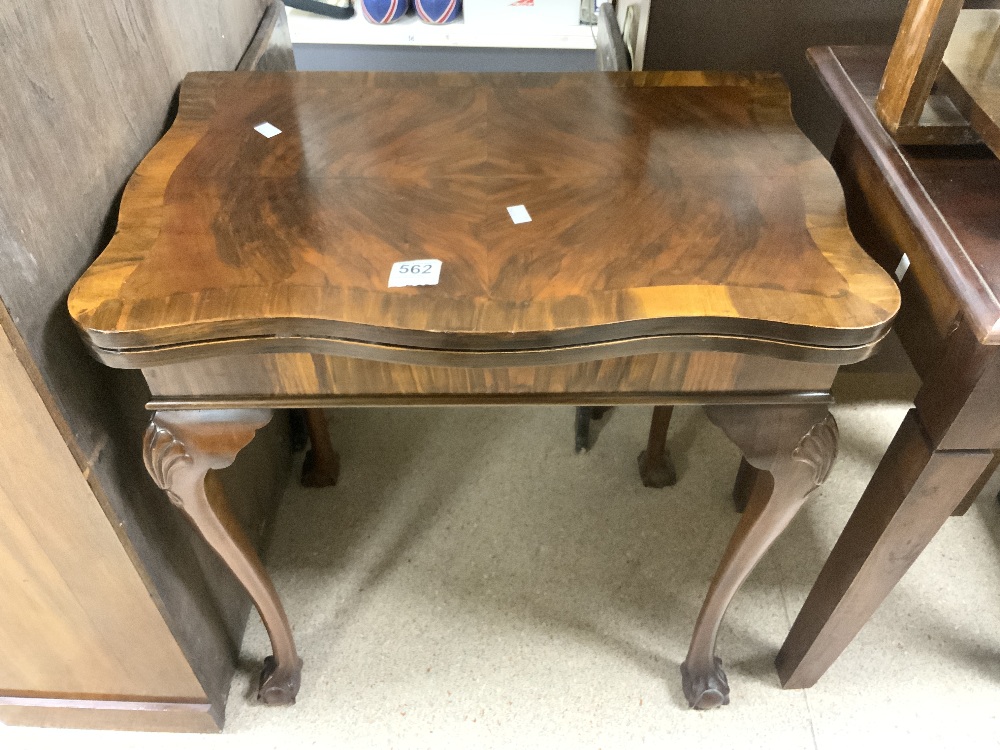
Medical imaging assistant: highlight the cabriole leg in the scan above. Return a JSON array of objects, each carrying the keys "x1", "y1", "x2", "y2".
[
  {"x1": 143, "y1": 409, "x2": 303, "y2": 706},
  {"x1": 638, "y1": 405, "x2": 677, "y2": 487},
  {"x1": 681, "y1": 404, "x2": 838, "y2": 709}
]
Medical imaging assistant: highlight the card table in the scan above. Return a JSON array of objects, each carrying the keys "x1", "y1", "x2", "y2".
[{"x1": 68, "y1": 70, "x2": 899, "y2": 708}]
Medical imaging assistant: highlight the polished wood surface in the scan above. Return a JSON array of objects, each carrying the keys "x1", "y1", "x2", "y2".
[
  {"x1": 685, "y1": 404, "x2": 838, "y2": 708},
  {"x1": 141, "y1": 350, "x2": 838, "y2": 403},
  {"x1": 777, "y1": 410, "x2": 993, "y2": 688},
  {"x1": 778, "y1": 44, "x2": 1000, "y2": 689},
  {"x1": 68, "y1": 64, "x2": 901, "y2": 709},
  {"x1": 144, "y1": 410, "x2": 302, "y2": 706},
  {"x1": 68, "y1": 71, "x2": 898, "y2": 366},
  {"x1": 876, "y1": 0, "x2": 969, "y2": 141},
  {"x1": 814, "y1": 45, "x2": 1000, "y2": 346},
  {"x1": 942, "y1": 9, "x2": 1000, "y2": 158}
]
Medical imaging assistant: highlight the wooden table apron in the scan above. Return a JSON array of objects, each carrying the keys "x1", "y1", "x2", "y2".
[{"x1": 67, "y1": 71, "x2": 899, "y2": 710}]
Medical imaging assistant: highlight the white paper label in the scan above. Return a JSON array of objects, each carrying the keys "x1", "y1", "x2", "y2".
[
  {"x1": 388, "y1": 259, "x2": 442, "y2": 288},
  {"x1": 507, "y1": 205, "x2": 532, "y2": 224},
  {"x1": 254, "y1": 122, "x2": 282, "y2": 138},
  {"x1": 894, "y1": 253, "x2": 910, "y2": 281}
]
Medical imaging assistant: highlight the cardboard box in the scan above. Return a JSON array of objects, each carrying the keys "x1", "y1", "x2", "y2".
[{"x1": 463, "y1": 0, "x2": 581, "y2": 28}]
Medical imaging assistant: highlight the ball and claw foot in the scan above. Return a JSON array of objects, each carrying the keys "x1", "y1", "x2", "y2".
[
  {"x1": 256, "y1": 655, "x2": 304, "y2": 706},
  {"x1": 680, "y1": 657, "x2": 730, "y2": 709},
  {"x1": 637, "y1": 448, "x2": 677, "y2": 488}
]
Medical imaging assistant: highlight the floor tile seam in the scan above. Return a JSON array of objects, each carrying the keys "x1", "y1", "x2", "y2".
[{"x1": 776, "y1": 559, "x2": 820, "y2": 750}]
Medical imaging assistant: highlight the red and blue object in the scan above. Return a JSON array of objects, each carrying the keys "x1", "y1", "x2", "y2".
[
  {"x1": 360, "y1": 0, "x2": 408, "y2": 23},
  {"x1": 415, "y1": 0, "x2": 461, "y2": 24}
]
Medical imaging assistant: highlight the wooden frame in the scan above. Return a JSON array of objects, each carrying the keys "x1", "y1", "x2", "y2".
[{"x1": 876, "y1": 0, "x2": 1000, "y2": 155}]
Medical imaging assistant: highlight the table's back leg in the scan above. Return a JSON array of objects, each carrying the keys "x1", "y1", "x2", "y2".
[
  {"x1": 681, "y1": 404, "x2": 838, "y2": 709},
  {"x1": 638, "y1": 405, "x2": 677, "y2": 487},
  {"x1": 143, "y1": 409, "x2": 303, "y2": 706},
  {"x1": 574, "y1": 406, "x2": 613, "y2": 453},
  {"x1": 301, "y1": 409, "x2": 340, "y2": 488},
  {"x1": 732, "y1": 458, "x2": 771, "y2": 513}
]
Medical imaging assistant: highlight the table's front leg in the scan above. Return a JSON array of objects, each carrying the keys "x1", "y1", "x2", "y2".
[
  {"x1": 681, "y1": 404, "x2": 838, "y2": 709},
  {"x1": 143, "y1": 409, "x2": 303, "y2": 706}
]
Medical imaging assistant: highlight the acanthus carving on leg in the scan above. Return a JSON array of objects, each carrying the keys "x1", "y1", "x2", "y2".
[
  {"x1": 144, "y1": 409, "x2": 303, "y2": 706},
  {"x1": 791, "y1": 413, "x2": 838, "y2": 488},
  {"x1": 680, "y1": 404, "x2": 838, "y2": 709},
  {"x1": 144, "y1": 421, "x2": 194, "y2": 509}
]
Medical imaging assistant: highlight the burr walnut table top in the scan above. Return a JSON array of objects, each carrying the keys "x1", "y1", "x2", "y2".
[{"x1": 68, "y1": 71, "x2": 898, "y2": 368}]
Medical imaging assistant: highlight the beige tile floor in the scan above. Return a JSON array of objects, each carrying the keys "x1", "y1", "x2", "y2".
[{"x1": 4, "y1": 372, "x2": 1000, "y2": 749}]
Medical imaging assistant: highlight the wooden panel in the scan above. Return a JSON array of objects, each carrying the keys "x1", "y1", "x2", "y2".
[
  {"x1": 0, "y1": 324, "x2": 211, "y2": 716},
  {"x1": 830, "y1": 127, "x2": 960, "y2": 378},
  {"x1": 914, "y1": 322, "x2": 1000, "y2": 450},
  {"x1": 0, "y1": 704, "x2": 218, "y2": 733},
  {"x1": 810, "y1": 45, "x2": 1000, "y2": 346},
  {"x1": 875, "y1": 0, "x2": 965, "y2": 136},
  {"x1": 142, "y1": 351, "x2": 839, "y2": 401},
  {"x1": 0, "y1": 0, "x2": 294, "y2": 729},
  {"x1": 67, "y1": 71, "x2": 899, "y2": 363},
  {"x1": 942, "y1": 9, "x2": 1000, "y2": 159}
]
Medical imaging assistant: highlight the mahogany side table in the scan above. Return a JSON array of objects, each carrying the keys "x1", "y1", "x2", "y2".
[
  {"x1": 776, "y1": 46, "x2": 1000, "y2": 688},
  {"x1": 67, "y1": 70, "x2": 898, "y2": 709}
]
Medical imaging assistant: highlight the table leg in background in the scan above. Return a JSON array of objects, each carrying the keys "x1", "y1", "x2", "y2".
[{"x1": 776, "y1": 409, "x2": 994, "y2": 688}]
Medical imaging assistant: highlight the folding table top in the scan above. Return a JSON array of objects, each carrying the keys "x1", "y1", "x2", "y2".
[{"x1": 68, "y1": 71, "x2": 898, "y2": 367}]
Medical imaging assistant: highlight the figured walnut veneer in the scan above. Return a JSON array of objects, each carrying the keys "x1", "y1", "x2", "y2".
[
  {"x1": 141, "y1": 351, "x2": 838, "y2": 404},
  {"x1": 67, "y1": 69, "x2": 901, "y2": 709},
  {"x1": 68, "y1": 71, "x2": 898, "y2": 370}
]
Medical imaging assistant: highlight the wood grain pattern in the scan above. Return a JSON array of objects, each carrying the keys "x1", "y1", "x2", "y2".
[
  {"x1": 777, "y1": 409, "x2": 994, "y2": 688},
  {"x1": 141, "y1": 351, "x2": 839, "y2": 401},
  {"x1": 685, "y1": 404, "x2": 838, "y2": 708},
  {"x1": 829, "y1": 126, "x2": 961, "y2": 379},
  {"x1": 0, "y1": 0, "x2": 297, "y2": 730},
  {"x1": 68, "y1": 71, "x2": 899, "y2": 368},
  {"x1": 876, "y1": 0, "x2": 966, "y2": 137},
  {"x1": 811, "y1": 45, "x2": 1000, "y2": 345},
  {"x1": 941, "y1": 9, "x2": 1000, "y2": 159},
  {"x1": 779, "y1": 43, "x2": 1000, "y2": 691},
  {"x1": 0, "y1": 322, "x2": 210, "y2": 724}
]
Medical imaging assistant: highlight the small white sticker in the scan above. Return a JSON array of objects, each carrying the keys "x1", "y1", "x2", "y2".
[
  {"x1": 254, "y1": 122, "x2": 282, "y2": 138},
  {"x1": 894, "y1": 253, "x2": 910, "y2": 281},
  {"x1": 388, "y1": 259, "x2": 442, "y2": 288},
  {"x1": 507, "y1": 205, "x2": 532, "y2": 224}
]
